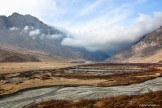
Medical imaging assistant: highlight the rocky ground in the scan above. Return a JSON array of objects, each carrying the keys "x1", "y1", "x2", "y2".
[{"x1": 0, "y1": 77, "x2": 162, "y2": 108}]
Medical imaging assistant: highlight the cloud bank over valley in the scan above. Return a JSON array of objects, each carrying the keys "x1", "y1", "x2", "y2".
[{"x1": 0, "y1": 0, "x2": 162, "y2": 54}]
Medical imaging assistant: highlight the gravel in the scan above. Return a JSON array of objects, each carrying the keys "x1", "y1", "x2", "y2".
[{"x1": 0, "y1": 77, "x2": 162, "y2": 108}]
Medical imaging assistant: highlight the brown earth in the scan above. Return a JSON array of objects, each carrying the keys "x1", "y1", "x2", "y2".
[
  {"x1": 0, "y1": 63, "x2": 162, "y2": 97},
  {"x1": 30, "y1": 90, "x2": 162, "y2": 108},
  {"x1": 0, "y1": 62, "x2": 81, "y2": 74}
]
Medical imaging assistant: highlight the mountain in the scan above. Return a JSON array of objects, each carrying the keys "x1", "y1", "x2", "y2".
[
  {"x1": 0, "y1": 13, "x2": 109, "y2": 61},
  {"x1": 0, "y1": 45, "x2": 66, "y2": 62},
  {"x1": 106, "y1": 26, "x2": 162, "y2": 63},
  {"x1": 0, "y1": 47, "x2": 40, "y2": 62}
]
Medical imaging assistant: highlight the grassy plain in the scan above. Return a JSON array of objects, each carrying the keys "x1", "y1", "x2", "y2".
[
  {"x1": 0, "y1": 62, "x2": 81, "y2": 74},
  {"x1": 0, "y1": 63, "x2": 162, "y2": 97}
]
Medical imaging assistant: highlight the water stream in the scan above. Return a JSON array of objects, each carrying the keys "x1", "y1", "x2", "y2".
[{"x1": 66, "y1": 68, "x2": 144, "y2": 75}]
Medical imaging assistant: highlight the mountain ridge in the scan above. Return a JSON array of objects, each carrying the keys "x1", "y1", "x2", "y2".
[
  {"x1": 0, "y1": 13, "x2": 109, "y2": 61},
  {"x1": 106, "y1": 26, "x2": 162, "y2": 63}
]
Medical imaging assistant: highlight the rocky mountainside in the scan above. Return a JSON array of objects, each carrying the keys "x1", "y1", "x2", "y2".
[
  {"x1": 0, "y1": 13, "x2": 109, "y2": 61},
  {"x1": 106, "y1": 26, "x2": 162, "y2": 63}
]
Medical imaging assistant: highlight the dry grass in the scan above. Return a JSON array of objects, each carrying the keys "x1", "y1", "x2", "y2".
[
  {"x1": 0, "y1": 63, "x2": 162, "y2": 96},
  {"x1": 0, "y1": 62, "x2": 82, "y2": 74},
  {"x1": 30, "y1": 90, "x2": 162, "y2": 108},
  {"x1": 0, "y1": 77, "x2": 106, "y2": 96},
  {"x1": 116, "y1": 49, "x2": 162, "y2": 63},
  {"x1": 51, "y1": 67, "x2": 162, "y2": 87}
]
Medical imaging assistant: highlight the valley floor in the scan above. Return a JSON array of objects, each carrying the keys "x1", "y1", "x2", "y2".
[
  {"x1": 0, "y1": 63, "x2": 162, "y2": 108},
  {"x1": 0, "y1": 62, "x2": 81, "y2": 74}
]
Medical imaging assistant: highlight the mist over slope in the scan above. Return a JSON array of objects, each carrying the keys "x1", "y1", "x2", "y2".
[
  {"x1": 106, "y1": 26, "x2": 162, "y2": 63},
  {"x1": 61, "y1": 12, "x2": 162, "y2": 55},
  {"x1": 0, "y1": 13, "x2": 109, "y2": 61}
]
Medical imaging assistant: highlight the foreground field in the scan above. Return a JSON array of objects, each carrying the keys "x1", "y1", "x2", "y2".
[
  {"x1": 0, "y1": 77, "x2": 162, "y2": 108},
  {"x1": 30, "y1": 90, "x2": 162, "y2": 108},
  {"x1": 0, "y1": 63, "x2": 162, "y2": 96},
  {"x1": 0, "y1": 63, "x2": 162, "y2": 108}
]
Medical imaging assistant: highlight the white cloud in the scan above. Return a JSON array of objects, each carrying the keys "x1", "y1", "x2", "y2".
[
  {"x1": 23, "y1": 26, "x2": 30, "y2": 33},
  {"x1": 10, "y1": 27, "x2": 19, "y2": 31},
  {"x1": 47, "y1": 34, "x2": 62, "y2": 39},
  {"x1": 24, "y1": 26, "x2": 29, "y2": 31},
  {"x1": 80, "y1": 0, "x2": 101, "y2": 16},
  {"x1": 39, "y1": 34, "x2": 62, "y2": 40},
  {"x1": 29, "y1": 29, "x2": 40, "y2": 36},
  {"x1": 0, "y1": 0, "x2": 56, "y2": 20},
  {"x1": 0, "y1": 0, "x2": 162, "y2": 54},
  {"x1": 62, "y1": 12, "x2": 162, "y2": 54}
]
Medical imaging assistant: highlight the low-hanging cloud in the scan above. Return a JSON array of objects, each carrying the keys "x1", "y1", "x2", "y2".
[
  {"x1": 10, "y1": 27, "x2": 19, "y2": 31},
  {"x1": 29, "y1": 29, "x2": 40, "y2": 36},
  {"x1": 0, "y1": 0, "x2": 162, "y2": 55},
  {"x1": 61, "y1": 12, "x2": 162, "y2": 54}
]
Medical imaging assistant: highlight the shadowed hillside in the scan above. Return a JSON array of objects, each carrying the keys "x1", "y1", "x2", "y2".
[
  {"x1": 107, "y1": 26, "x2": 162, "y2": 63},
  {"x1": 0, "y1": 48, "x2": 40, "y2": 62},
  {"x1": 0, "y1": 13, "x2": 109, "y2": 61}
]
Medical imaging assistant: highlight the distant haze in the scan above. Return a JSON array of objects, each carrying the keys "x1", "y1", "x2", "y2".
[{"x1": 0, "y1": 0, "x2": 162, "y2": 54}]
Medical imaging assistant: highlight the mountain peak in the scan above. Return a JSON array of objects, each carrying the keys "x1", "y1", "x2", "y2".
[
  {"x1": 0, "y1": 12, "x2": 64, "y2": 35},
  {"x1": 10, "y1": 12, "x2": 35, "y2": 19},
  {"x1": 0, "y1": 13, "x2": 109, "y2": 61},
  {"x1": 11, "y1": 12, "x2": 22, "y2": 16},
  {"x1": 6, "y1": 12, "x2": 44, "y2": 29}
]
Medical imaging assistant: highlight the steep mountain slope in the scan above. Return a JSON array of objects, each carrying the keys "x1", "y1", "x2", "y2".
[
  {"x1": 106, "y1": 26, "x2": 162, "y2": 63},
  {"x1": 0, "y1": 13, "x2": 109, "y2": 61}
]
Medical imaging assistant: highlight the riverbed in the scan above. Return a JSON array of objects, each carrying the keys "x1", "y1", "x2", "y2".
[
  {"x1": 0, "y1": 77, "x2": 162, "y2": 108},
  {"x1": 65, "y1": 68, "x2": 144, "y2": 75}
]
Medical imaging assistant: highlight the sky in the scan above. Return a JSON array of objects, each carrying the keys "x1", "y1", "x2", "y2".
[{"x1": 0, "y1": 0, "x2": 162, "y2": 54}]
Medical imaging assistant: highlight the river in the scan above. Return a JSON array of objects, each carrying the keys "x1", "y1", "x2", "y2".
[{"x1": 0, "y1": 77, "x2": 162, "y2": 108}]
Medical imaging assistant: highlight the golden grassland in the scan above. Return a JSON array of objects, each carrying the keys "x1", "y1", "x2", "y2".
[
  {"x1": 0, "y1": 62, "x2": 86, "y2": 96},
  {"x1": 0, "y1": 62, "x2": 82, "y2": 74},
  {"x1": 0, "y1": 77, "x2": 106, "y2": 96},
  {"x1": 0, "y1": 63, "x2": 162, "y2": 96}
]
